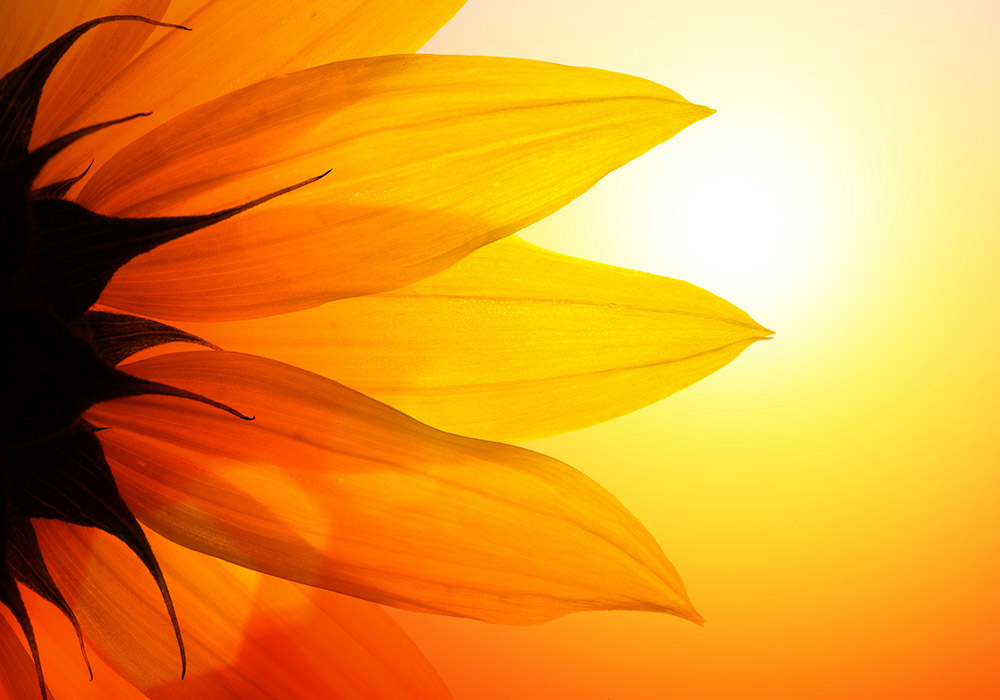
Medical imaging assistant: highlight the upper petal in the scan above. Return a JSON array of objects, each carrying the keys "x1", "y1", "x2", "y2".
[
  {"x1": 36, "y1": 0, "x2": 467, "y2": 182},
  {"x1": 184, "y1": 237, "x2": 771, "y2": 442},
  {"x1": 33, "y1": 521, "x2": 454, "y2": 700},
  {"x1": 89, "y1": 54, "x2": 713, "y2": 320},
  {"x1": 87, "y1": 350, "x2": 702, "y2": 625},
  {"x1": 0, "y1": 1, "x2": 166, "y2": 78},
  {"x1": 31, "y1": 1, "x2": 172, "y2": 147}
]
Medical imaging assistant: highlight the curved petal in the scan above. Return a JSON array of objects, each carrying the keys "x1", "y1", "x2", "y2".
[
  {"x1": 185, "y1": 237, "x2": 772, "y2": 442},
  {"x1": 18, "y1": 589, "x2": 148, "y2": 700},
  {"x1": 37, "y1": 0, "x2": 467, "y2": 185},
  {"x1": 88, "y1": 54, "x2": 713, "y2": 320},
  {"x1": 0, "y1": 612, "x2": 53, "y2": 700},
  {"x1": 31, "y1": 1, "x2": 172, "y2": 147},
  {"x1": 87, "y1": 351, "x2": 702, "y2": 625},
  {"x1": 0, "y1": 1, "x2": 166, "y2": 78},
  {"x1": 33, "y1": 521, "x2": 454, "y2": 700}
]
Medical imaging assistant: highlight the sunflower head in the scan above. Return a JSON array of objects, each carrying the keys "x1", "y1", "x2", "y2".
[
  {"x1": 0, "y1": 17, "x2": 306, "y2": 697},
  {"x1": 2, "y1": 6, "x2": 769, "y2": 700}
]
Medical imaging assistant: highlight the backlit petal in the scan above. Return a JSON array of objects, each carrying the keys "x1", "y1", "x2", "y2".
[
  {"x1": 186, "y1": 237, "x2": 771, "y2": 442},
  {"x1": 31, "y1": 1, "x2": 172, "y2": 146},
  {"x1": 37, "y1": 0, "x2": 466, "y2": 183},
  {"x1": 87, "y1": 351, "x2": 702, "y2": 625},
  {"x1": 0, "y1": 1, "x2": 165, "y2": 78},
  {"x1": 89, "y1": 55, "x2": 713, "y2": 320},
  {"x1": 19, "y1": 590, "x2": 148, "y2": 700},
  {"x1": 0, "y1": 612, "x2": 52, "y2": 700},
  {"x1": 33, "y1": 522, "x2": 454, "y2": 700}
]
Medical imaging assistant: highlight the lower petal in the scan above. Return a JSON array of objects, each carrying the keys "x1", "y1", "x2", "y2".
[
  {"x1": 33, "y1": 521, "x2": 453, "y2": 700},
  {"x1": 0, "y1": 612, "x2": 52, "y2": 700},
  {"x1": 87, "y1": 350, "x2": 702, "y2": 626}
]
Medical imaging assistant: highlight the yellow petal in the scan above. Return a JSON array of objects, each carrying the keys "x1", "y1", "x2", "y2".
[
  {"x1": 33, "y1": 522, "x2": 454, "y2": 700},
  {"x1": 87, "y1": 351, "x2": 702, "y2": 625},
  {"x1": 181, "y1": 237, "x2": 771, "y2": 442},
  {"x1": 37, "y1": 0, "x2": 467, "y2": 182},
  {"x1": 90, "y1": 55, "x2": 713, "y2": 321}
]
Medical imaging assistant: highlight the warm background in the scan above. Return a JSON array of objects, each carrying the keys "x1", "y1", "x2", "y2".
[{"x1": 391, "y1": 1, "x2": 1000, "y2": 698}]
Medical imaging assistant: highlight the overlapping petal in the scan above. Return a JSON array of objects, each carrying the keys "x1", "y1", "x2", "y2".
[
  {"x1": 32, "y1": 1, "x2": 171, "y2": 146},
  {"x1": 0, "y1": 0, "x2": 165, "y2": 77},
  {"x1": 16, "y1": 591, "x2": 147, "y2": 700},
  {"x1": 86, "y1": 351, "x2": 702, "y2": 625},
  {"x1": 32, "y1": 521, "x2": 454, "y2": 700},
  {"x1": 34, "y1": 0, "x2": 467, "y2": 172},
  {"x1": 88, "y1": 55, "x2": 714, "y2": 320},
  {"x1": 0, "y1": 612, "x2": 52, "y2": 700},
  {"x1": 185, "y1": 237, "x2": 771, "y2": 442}
]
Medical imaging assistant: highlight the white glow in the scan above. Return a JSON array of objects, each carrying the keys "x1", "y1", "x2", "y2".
[
  {"x1": 622, "y1": 107, "x2": 841, "y2": 330},
  {"x1": 670, "y1": 152, "x2": 802, "y2": 285}
]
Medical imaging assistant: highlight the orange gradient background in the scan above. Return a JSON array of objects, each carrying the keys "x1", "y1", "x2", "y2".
[{"x1": 388, "y1": 1, "x2": 1000, "y2": 698}]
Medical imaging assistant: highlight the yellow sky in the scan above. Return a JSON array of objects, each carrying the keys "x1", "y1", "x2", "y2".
[{"x1": 396, "y1": 1, "x2": 1000, "y2": 698}]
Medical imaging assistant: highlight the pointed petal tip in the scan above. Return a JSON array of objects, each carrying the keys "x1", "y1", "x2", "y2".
[{"x1": 666, "y1": 599, "x2": 705, "y2": 626}]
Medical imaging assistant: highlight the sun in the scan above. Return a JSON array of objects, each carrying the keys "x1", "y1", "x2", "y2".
[
  {"x1": 620, "y1": 106, "x2": 838, "y2": 335},
  {"x1": 668, "y1": 151, "x2": 801, "y2": 287}
]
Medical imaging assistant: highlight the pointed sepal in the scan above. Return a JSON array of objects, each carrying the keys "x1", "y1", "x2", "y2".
[
  {"x1": 81, "y1": 310, "x2": 218, "y2": 366},
  {"x1": 22, "y1": 171, "x2": 328, "y2": 319},
  {"x1": 6, "y1": 422, "x2": 187, "y2": 679},
  {"x1": 5, "y1": 516, "x2": 92, "y2": 681},
  {"x1": 0, "y1": 15, "x2": 186, "y2": 162}
]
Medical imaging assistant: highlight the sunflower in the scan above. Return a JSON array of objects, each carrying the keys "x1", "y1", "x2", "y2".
[{"x1": 1, "y1": 2, "x2": 771, "y2": 698}]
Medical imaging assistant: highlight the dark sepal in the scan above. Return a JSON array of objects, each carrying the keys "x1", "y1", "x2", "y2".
[
  {"x1": 0, "y1": 503, "x2": 48, "y2": 700},
  {"x1": 6, "y1": 515, "x2": 93, "y2": 681},
  {"x1": 0, "y1": 15, "x2": 188, "y2": 163},
  {"x1": 6, "y1": 422, "x2": 187, "y2": 679},
  {"x1": 1, "y1": 307, "x2": 249, "y2": 447},
  {"x1": 99, "y1": 364, "x2": 254, "y2": 422},
  {"x1": 31, "y1": 160, "x2": 92, "y2": 200},
  {"x1": 21, "y1": 170, "x2": 330, "y2": 320},
  {"x1": 3, "y1": 113, "x2": 149, "y2": 293},
  {"x1": 15, "y1": 112, "x2": 150, "y2": 194},
  {"x1": 80, "y1": 310, "x2": 219, "y2": 365}
]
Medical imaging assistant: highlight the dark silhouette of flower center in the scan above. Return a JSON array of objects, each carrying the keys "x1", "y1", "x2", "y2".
[{"x1": 0, "y1": 17, "x2": 323, "y2": 699}]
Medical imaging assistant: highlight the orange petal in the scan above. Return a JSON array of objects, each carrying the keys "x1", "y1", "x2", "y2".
[
  {"x1": 18, "y1": 589, "x2": 149, "y2": 700},
  {"x1": 30, "y1": 1, "x2": 172, "y2": 147},
  {"x1": 86, "y1": 351, "x2": 702, "y2": 625},
  {"x1": 87, "y1": 54, "x2": 713, "y2": 320},
  {"x1": 0, "y1": 612, "x2": 53, "y2": 700},
  {"x1": 33, "y1": 521, "x2": 454, "y2": 700},
  {"x1": 186, "y1": 237, "x2": 771, "y2": 442},
  {"x1": 0, "y1": 1, "x2": 166, "y2": 77},
  {"x1": 37, "y1": 0, "x2": 466, "y2": 185}
]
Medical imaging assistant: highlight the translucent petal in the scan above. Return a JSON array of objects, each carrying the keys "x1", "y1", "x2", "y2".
[
  {"x1": 37, "y1": 0, "x2": 467, "y2": 183},
  {"x1": 91, "y1": 54, "x2": 712, "y2": 320},
  {"x1": 0, "y1": 610, "x2": 52, "y2": 700},
  {"x1": 32, "y1": 1, "x2": 172, "y2": 146},
  {"x1": 0, "y1": 0, "x2": 166, "y2": 79},
  {"x1": 186, "y1": 237, "x2": 770, "y2": 441},
  {"x1": 20, "y1": 590, "x2": 148, "y2": 700},
  {"x1": 87, "y1": 351, "x2": 702, "y2": 625},
  {"x1": 33, "y1": 522, "x2": 454, "y2": 700}
]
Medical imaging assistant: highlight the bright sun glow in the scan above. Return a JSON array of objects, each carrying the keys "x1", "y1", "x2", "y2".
[
  {"x1": 669, "y1": 151, "x2": 802, "y2": 286},
  {"x1": 627, "y1": 109, "x2": 837, "y2": 327}
]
